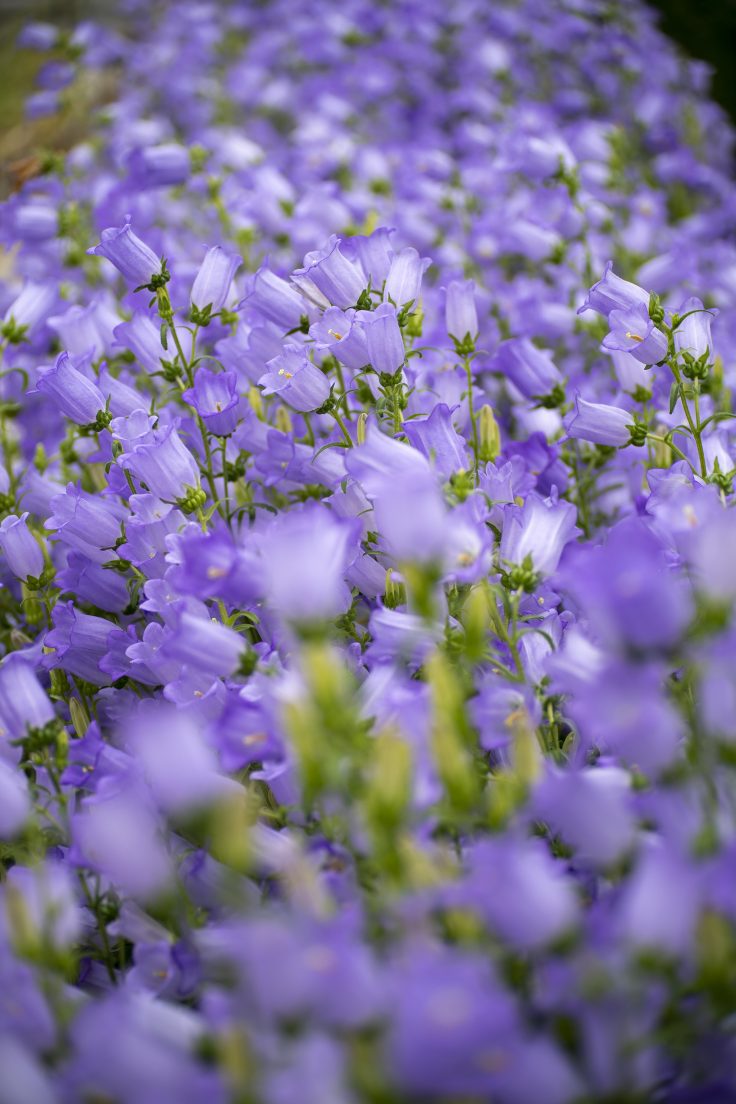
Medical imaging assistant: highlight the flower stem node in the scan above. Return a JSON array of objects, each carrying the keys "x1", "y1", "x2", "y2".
[
  {"x1": 680, "y1": 350, "x2": 711, "y2": 382},
  {"x1": 82, "y1": 409, "x2": 113, "y2": 434},
  {"x1": 237, "y1": 649, "x2": 258, "y2": 678},
  {"x1": 452, "y1": 333, "x2": 476, "y2": 358},
  {"x1": 501, "y1": 554, "x2": 540, "y2": 594},
  {"x1": 189, "y1": 303, "x2": 214, "y2": 327},
  {"x1": 136, "y1": 258, "x2": 171, "y2": 295},
  {"x1": 533, "y1": 382, "x2": 566, "y2": 410},
  {"x1": 0, "y1": 318, "x2": 29, "y2": 345},
  {"x1": 627, "y1": 420, "x2": 649, "y2": 448},
  {"x1": 176, "y1": 484, "x2": 208, "y2": 514},
  {"x1": 648, "y1": 291, "x2": 665, "y2": 325}
]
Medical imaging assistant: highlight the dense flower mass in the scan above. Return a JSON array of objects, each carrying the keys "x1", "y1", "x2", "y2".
[{"x1": 1, "y1": 1, "x2": 736, "y2": 1100}]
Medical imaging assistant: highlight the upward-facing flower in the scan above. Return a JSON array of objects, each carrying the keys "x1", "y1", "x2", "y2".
[
  {"x1": 33, "y1": 352, "x2": 107, "y2": 426},
  {"x1": 444, "y1": 279, "x2": 479, "y2": 346},
  {"x1": 190, "y1": 245, "x2": 241, "y2": 315},
  {"x1": 360, "y1": 302, "x2": 405, "y2": 375},
  {"x1": 259, "y1": 346, "x2": 331, "y2": 412},
  {"x1": 182, "y1": 367, "x2": 239, "y2": 437},
  {"x1": 499, "y1": 492, "x2": 579, "y2": 578},
  {"x1": 384, "y1": 247, "x2": 430, "y2": 307},
  {"x1": 673, "y1": 296, "x2": 718, "y2": 361}
]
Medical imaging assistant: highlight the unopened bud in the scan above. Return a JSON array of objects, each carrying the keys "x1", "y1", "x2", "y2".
[
  {"x1": 275, "y1": 406, "x2": 293, "y2": 435},
  {"x1": 248, "y1": 386, "x2": 264, "y2": 419},
  {"x1": 478, "y1": 404, "x2": 501, "y2": 462},
  {"x1": 69, "y1": 697, "x2": 91, "y2": 738},
  {"x1": 383, "y1": 568, "x2": 406, "y2": 610}
]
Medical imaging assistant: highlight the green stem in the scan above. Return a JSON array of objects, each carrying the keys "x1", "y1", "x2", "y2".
[
  {"x1": 463, "y1": 355, "x2": 480, "y2": 483},
  {"x1": 221, "y1": 439, "x2": 231, "y2": 523},
  {"x1": 332, "y1": 408, "x2": 353, "y2": 448},
  {"x1": 160, "y1": 304, "x2": 223, "y2": 518},
  {"x1": 333, "y1": 360, "x2": 350, "y2": 417},
  {"x1": 670, "y1": 360, "x2": 707, "y2": 478},
  {"x1": 646, "y1": 433, "x2": 692, "y2": 467}
]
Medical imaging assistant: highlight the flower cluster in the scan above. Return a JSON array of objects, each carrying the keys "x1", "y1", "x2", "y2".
[{"x1": 1, "y1": 2, "x2": 736, "y2": 1101}]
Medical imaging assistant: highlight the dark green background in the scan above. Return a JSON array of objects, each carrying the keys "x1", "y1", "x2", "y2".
[{"x1": 650, "y1": 0, "x2": 736, "y2": 124}]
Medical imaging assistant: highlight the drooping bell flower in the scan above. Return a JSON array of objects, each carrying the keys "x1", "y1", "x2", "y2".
[
  {"x1": 0, "y1": 513, "x2": 44, "y2": 581},
  {"x1": 259, "y1": 345, "x2": 331, "y2": 412},
  {"x1": 44, "y1": 602, "x2": 114, "y2": 685},
  {"x1": 33, "y1": 352, "x2": 107, "y2": 426},
  {"x1": 127, "y1": 142, "x2": 191, "y2": 189},
  {"x1": 9, "y1": 199, "x2": 58, "y2": 243},
  {"x1": 98, "y1": 366, "x2": 147, "y2": 418},
  {"x1": 241, "y1": 264, "x2": 307, "y2": 330},
  {"x1": 577, "y1": 261, "x2": 650, "y2": 317},
  {"x1": 490, "y1": 338, "x2": 561, "y2": 400},
  {"x1": 87, "y1": 217, "x2": 161, "y2": 288},
  {"x1": 182, "y1": 367, "x2": 240, "y2": 436},
  {"x1": 360, "y1": 302, "x2": 405, "y2": 375},
  {"x1": 402, "y1": 403, "x2": 469, "y2": 480},
  {"x1": 565, "y1": 394, "x2": 634, "y2": 447},
  {"x1": 56, "y1": 551, "x2": 129, "y2": 613},
  {"x1": 113, "y1": 311, "x2": 167, "y2": 373},
  {"x1": 294, "y1": 235, "x2": 366, "y2": 309},
  {"x1": 46, "y1": 484, "x2": 126, "y2": 563},
  {"x1": 602, "y1": 302, "x2": 668, "y2": 365},
  {"x1": 606, "y1": 348, "x2": 651, "y2": 394},
  {"x1": 162, "y1": 609, "x2": 246, "y2": 678},
  {"x1": 190, "y1": 245, "x2": 241, "y2": 315},
  {"x1": 47, "y1": 294, "x2": 120, "y2": 359}
]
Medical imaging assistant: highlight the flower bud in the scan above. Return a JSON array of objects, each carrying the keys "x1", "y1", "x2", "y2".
[{"x1": 478, "y1": 404, "x2": 501, "y2": 462}]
